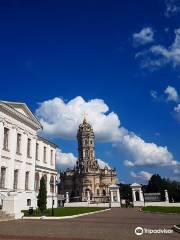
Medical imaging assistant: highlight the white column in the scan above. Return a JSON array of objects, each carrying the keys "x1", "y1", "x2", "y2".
[
  {"x1": 140, "y1": 190, "x2": 144, "y2": 202},
  {"x1": 165, "y1": 190, "x2": 169, "y2": 202},
  {"x1": 7, "y1": 126, "x2": 17, "y2": 189},
  {"x1": 117, "y1": 189, "x2": 120, "y2": 202},
  {"x1": 19, "y1": 132, "x2": 27, "y2": 190},
  {"x1": 47, "y1": 173, "x2": 50, "y2": 196},
  {"x1": 66, "y1": 192, "x2": 69, "y2": 203},
  {"x1": 132, "y1": 189, "x2": 136, "y2": 202},
  {"x1": 87, "y1": 190, "x2": 90, "y2": 203},
  {"x1": 0, "y1": 120, "x2": 4, "y2": 169},
  {"x1": 110, "y1": 190, "x2": 114, "y2": 203}
]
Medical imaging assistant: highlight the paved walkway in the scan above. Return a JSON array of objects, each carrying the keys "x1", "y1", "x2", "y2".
[{"x1": 0, "y1": 208, "x2": 180, "y2": 240}]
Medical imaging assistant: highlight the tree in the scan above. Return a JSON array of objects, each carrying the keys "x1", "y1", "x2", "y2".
[
  {"x1": 37, "y1": 176, "x2": 47, "y2": 214},
  {"x1": 146, "y1": 174, "x2": 180, "y2": 202},
  {"x1": 119, "y1": 183, "x2": 132, "y2": 201}
]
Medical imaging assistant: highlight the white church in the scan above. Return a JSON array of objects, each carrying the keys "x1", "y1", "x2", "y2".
[{"x1": 0, "y1": 101, "x2": 58, "y2": 217}]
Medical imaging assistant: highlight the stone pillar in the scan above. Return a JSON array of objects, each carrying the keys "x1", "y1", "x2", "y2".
[
  {"x1": 0, "y1": 119, "x2": 4, "y2": 169},
  {"x1": 66, "y1": 192, "x2": 69, "y2": 203},
  {"x1": 130, "y1": 183, "x2": 144, "y2": 207},
  {"x1": 109, "y1": 184, "x2": 121, "y2": 207},
  {"x1": 140, "y1": 190, "x2": 144, "y2": 202},
  {"x1": 87, "y1": 190, "x2": 90, "y2": 204},
  {"x1": 165, "y1": 190, "x2": 169, "y2": 203}
]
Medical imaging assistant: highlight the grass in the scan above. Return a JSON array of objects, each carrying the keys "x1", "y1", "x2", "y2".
[
  {"x1": 22, "y1": 207, "x2": 107, "y2": 217},
  {"x1": 142, "y1": 206, "x2": 180, "y2": 214}
]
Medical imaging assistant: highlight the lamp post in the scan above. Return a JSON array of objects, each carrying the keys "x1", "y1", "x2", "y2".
[{"x1": 50, "y1": 179, "x2": 58, "y2": 216}]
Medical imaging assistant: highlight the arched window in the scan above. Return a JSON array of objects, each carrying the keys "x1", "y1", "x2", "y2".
[
  {"x1": 35, "y1": 172, "x2": 39, "y2": 192},
  {"x1": 135, "y1": 191, "x2": 140, "y2": 201},
  {"x1": 50, "y1": 175, "x2": 54, "y2": 193},
  {"x1": 103, "y1": 189, "x2": 106, "y2": 196},
  {"x1": 0, "y1": 167, "x2": 6, "y2": 189}
]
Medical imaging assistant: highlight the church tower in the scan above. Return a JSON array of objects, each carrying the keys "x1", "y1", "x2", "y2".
[{"x1": 76, "y1": 118, "x2": 99, "y2": 173}]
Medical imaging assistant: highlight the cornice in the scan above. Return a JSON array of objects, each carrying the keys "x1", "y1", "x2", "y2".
[{"x1": 0, "y1": 102, "x2": 42, "y2": 130}]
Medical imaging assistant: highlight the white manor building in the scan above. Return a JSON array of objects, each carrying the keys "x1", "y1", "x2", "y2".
[{"x1": 0, "y1": 101, "x2": 58, "y2": 213}]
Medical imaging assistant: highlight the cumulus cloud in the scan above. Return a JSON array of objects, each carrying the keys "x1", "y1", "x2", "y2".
[
  {"x1": 36, "y1": 96, "x2": 178, "y2": 168},
  {"x1": 165, "y1": 0, "x2": 180, "y2": 17},
  {"x1": 130, "y1": 171, "x2": 153, "y2": 181},
  {"x1": 136, "y1": 28, "x2": 180, "y2": 70},
  {"x1": 174, "y1": 104, "x2": 180, "y2": 121},
  {"x1": 132, "y1": 27, "x2": 154, "y2": 46},
  {"x1": 36, "y1": 97, "x2": 122, "y2": 142},
  {"x1": 56, "y1": 149, "x2": 77, "y2": 170},
  {"x1": 122, "y1": 133, "x2": 177, "y2": 167},
  {"x1": 55, "y1": 148, "x2": 112, "y2": 171},
  {"x1": 165, "y1": 86, "x2": 179, "y2": 102}
]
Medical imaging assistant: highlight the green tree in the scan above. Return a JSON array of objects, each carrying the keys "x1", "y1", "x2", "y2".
[
  {"x1": 119, "y1": 183, "x2": 132, "y2": 201},
  {"x1": 37, "y1": 176, "x2": 47, "y2": 214},
  {"x1": 146, "y1": 174, "x2": 180, "y2": 202}
]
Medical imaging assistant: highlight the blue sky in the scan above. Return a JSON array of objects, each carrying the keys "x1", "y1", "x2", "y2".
[{"x1": 0, "y1": 0, "x2": 180, "y2": 183}]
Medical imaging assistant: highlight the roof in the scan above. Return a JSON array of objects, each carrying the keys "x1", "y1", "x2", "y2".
[
  {"x1": 130, "y1": 183, "x2": 142, "y2": 187},
  {"x1": 0, "y1": 100, "x2": 42, "y2": 129}
]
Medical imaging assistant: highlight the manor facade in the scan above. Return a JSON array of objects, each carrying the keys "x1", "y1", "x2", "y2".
[
  {"x1": 59, "y1": 118, "x2": 117, "y2": 202},
  {"x1": 0, "y1": 101, "x2": 58, "y2": 210}
]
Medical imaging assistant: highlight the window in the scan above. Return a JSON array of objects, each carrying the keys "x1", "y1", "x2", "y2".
[
  {"x1": 3, "y1": 128, "x2": 9, "y2": 150},
  {"x1": 25, "y1": 172, "x2": 29, "y2": 190},
  {"x1": 35, "y1": 172, "x2": 39, "y2": 192},
  {"x1": 0, "y1": 167, "x2": 6, "y2": 189},
  {"x1": 50, "y1": 150, "x2": 53, "y2": 165},
  {"x1": 16, "y1": 133, "x2": 21, "y2": 154},
  {"x1": 97, "y1": 189, "x2": 100, "y2": 196},
  {"x1": 36, "y1": 143, "x2": 39, "y2": 160},
  {"x1": 27, "y1": 199, "x2": 31, "y2": 206},
  {"x1": 43, "y1": 147, "x2": 46, "y2": 163},
  {"x1": 85, "y1": 150, "x2": 88, "y2": 158},
  {"x1": 50, "y1": 175, "x2": 54, "y2": 193},
  {"x1": 27, "y1": 138, "x2": 31, "y2": 157},
  {"x1": 13, "y1": 170, "x2": 18, "y2": 189}
]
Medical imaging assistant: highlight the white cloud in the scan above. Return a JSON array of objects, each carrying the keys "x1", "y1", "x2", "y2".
[
  {"x1": 130, "y1": 171, "x2": 153, "y2": 181},
  {"x1": 56, "y1": 148, "x2": 112, "y2": 171},
  {"x1": 36, "y1": 97, "x2": 122, "y2": 142},
  {"x1": 122, "y1": 133, "x2": 177, "y2": 167},
  {"x1": 36, "y1": 96, "x2": 178, "y2": 168},
  {"x1": 56, "y1": 149, "x2": 77, "y2": 170},
  {"x1": 165, "y1": 86, "x2": 179, "y2": 102},
  {"x1": 174, "y1": 103, "x2": 180, "y2": 121},
  {"x1": 136, "y1": 28, "x2": 180, "y2": 70},
  {"x1": 150, "y1": 90, "x2": 158, "y2": 99},
  {"x1": 165, "y1": 0, "x2": 180, "y2": 17},
  {"x1": 132, "y1": 27, "x2": 154, "y2": 46}
]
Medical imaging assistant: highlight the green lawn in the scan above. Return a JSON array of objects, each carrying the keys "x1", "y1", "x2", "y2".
[
  {"x1": 23, "y1": 207, "x2": 107, "y2": 217},
  {"x1": 143, "y1": 206, "x2": 180, "y2": 214}
]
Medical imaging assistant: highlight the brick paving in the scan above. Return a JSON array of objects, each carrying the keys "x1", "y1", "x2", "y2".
[{"x1": 0, "y1": 208, "x2": 180, "y2": 240}]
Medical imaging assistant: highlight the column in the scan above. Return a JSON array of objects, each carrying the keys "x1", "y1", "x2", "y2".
[
  {"x1": 132, "y1": 189, "x2": 136, "y2": 202},
  {"x1": 117, "y1": 189, "x2": 120, "y2": 202},
  {"x1": 87, "y1": 190, "x2": 90, "y2": 203},
  {"x1": 140, "y1": 190, "x2": 144, "y2": 202},
  {"x1": 7, "y1": 126, "x2": 16, "y2": 189},
  {"x1": 66, "y1": 192, "x2": 69, "y2": 203},
  {"x1": 165, "y1": 190, "x2": 169, "y2": 202},
  {"x1": 0, "y1": 119, "x2": 4, "y2": 169}
]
